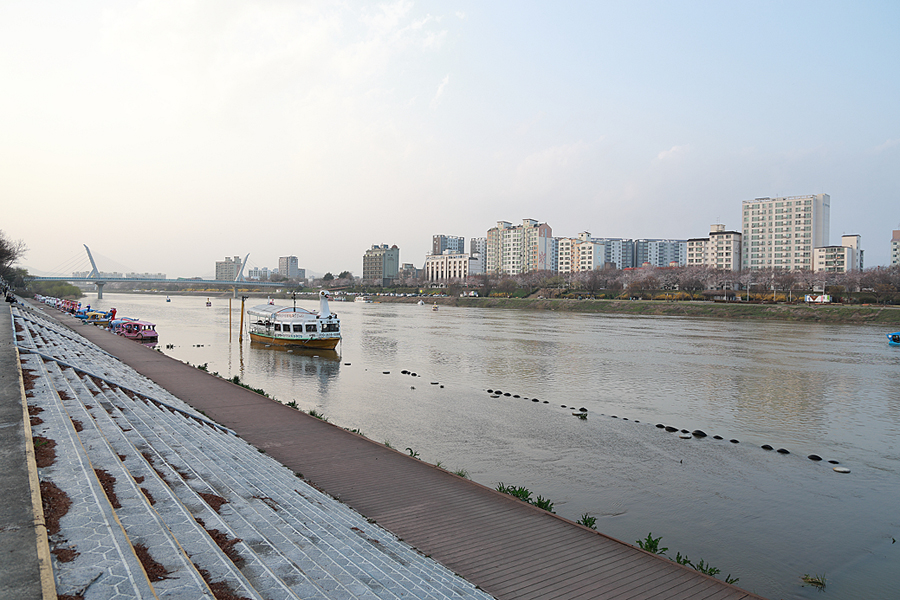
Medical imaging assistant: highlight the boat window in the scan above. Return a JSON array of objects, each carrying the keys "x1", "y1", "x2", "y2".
[
  {"x1": 322, "y1": 323, "x2": 339, "y2": 333},
  {"x1": 305, "y1": 324, "x2": 317, "y2": 333},
  {"x1": 893, "y1": 335, "x2": 900, "y2": 343},
  {"x1": 293, "y1": 324, "x2": 303, "y2": 332},
  {"x1": 274, "y1": 324, "x2": 282, "y2": 331}
]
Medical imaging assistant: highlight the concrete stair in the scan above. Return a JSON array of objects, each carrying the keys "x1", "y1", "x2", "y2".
[{"x1": 14, "y1": 305, "x2": 494, "y2": 600}]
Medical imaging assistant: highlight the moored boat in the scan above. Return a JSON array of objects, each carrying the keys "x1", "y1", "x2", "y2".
[
  {"x1": 247, "y1": 291, "x2": 341, "y2": 349},
  {"x1": 118, "y1": 320, "x2": 158, "y2": 341},
  {"x1": 355, "y1": 295, "x2": 373, "y2": 303},
  {"x1": 77, "y1": 308, "x2": 116, "y2": 326},
  {"x1": 888, "y1": 332, "x2": 900, "y2": 346}
]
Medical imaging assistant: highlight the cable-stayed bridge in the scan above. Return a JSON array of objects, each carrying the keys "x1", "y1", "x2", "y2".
[{"x1": 30, "y1": 245, "x2": 286, "y2": 298}]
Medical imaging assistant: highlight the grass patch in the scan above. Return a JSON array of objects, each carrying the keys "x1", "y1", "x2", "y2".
[
  {"x1": 496, "y1": 483, "x2": 555, "y2": 513},
  {"x1": 577, "y1": 513, "x2": 597, "y2": 529},
  {"x1": 801, "y1": 573, "x2": 826, "y2": 590},
  {"x1": 308, "y1": 409, "x2": 328, "y2": 421}
]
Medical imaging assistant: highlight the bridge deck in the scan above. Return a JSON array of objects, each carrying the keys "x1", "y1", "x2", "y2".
[{"x1": 45, "y1": 304, "x2": 766, "y2": 600}]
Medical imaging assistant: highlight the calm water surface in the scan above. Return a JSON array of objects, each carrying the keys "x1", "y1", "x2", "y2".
[{"x1": 84, "y1": 293, "x2": 900, "y2": 600}]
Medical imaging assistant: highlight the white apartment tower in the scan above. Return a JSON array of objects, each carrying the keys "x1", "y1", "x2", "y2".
[
  {"x1": 485, "y1": 219, "x2": 553, "y2": 275},
  {"x1": 741, "y1": 194, "x2": 830, "y2": 270},
  {"x1": 555, "y1": 232, "x2": 606, "y2": 273},
  {"x1": 686, "y1": 225, "x2": 742, "y2": 271}
]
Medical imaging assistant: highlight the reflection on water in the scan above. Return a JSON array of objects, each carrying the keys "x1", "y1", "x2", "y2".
[
  {"x1": 247, "y1": 344, "x2": 341, "y2": 397},
  {"x1": 80, "y1": 293, "x2": 900, "y2": 600}
]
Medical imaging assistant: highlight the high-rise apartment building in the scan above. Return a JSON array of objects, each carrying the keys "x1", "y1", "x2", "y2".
[
  {"x1": 470, "y1": 237, "x2": 486, "y2": 259},
  {"x1": 634, "y1": 239, "x2": 687, "y2": 267},
  {"x1": 591, "y1": 238, "x2": 635, "y2": 270},
  {"x1": 892, "y1": 230, "x2": 900, "y2": 266},
  {"x1": 215, "y1": 256, "x2": 242, "y2": 281},
  {"x1": 362, "y1": 244, "x2": 400, "y2": 285},
  {"x1": 485, "y1": 219, "x2": 553, "y2": 275},
  {"x1": 555, "y1": 233, "x2": 606, "y2": 273},
  {"x1": 432, "y1": 235, "x2": 465, "y2": 255},
  {"x1": 278, "y1": 256, "x2": 300, "y2": 280},
  {"x1": 686, "y1": 225, "x2": 742, "y2": 271},
  {"x1": 741, "y1": 194, "x2": 830, "y2": 270}
]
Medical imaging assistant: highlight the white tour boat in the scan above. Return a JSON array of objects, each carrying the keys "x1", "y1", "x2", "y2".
[{"x1": 247, "y1": 291, "x2": 341, "y2": 349}]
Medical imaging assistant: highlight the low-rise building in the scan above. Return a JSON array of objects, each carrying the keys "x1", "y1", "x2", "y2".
[
  {"x1": 814, "y1": 234, "x2": 863, "y2": 273},
  {"x1": 248, "y1": 267, "x2": 269, "y2": 281},
  {"x1": 424, "y1": 251, "x2": 480, "y2": 282},
  {"x1": 686, "y1": 225, "x2": 742, "y2": 271}
]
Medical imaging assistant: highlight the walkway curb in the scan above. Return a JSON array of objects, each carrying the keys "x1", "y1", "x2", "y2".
[{"x1": 1, "y1": 303, "x2": 56, "y2": 600}]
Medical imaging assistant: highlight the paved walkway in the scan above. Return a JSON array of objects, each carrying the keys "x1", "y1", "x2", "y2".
[
  {"x1": 10, "y1": 299, "x2": 768, "y2": 599},
  {"x1": 51, "y1": 301, "x2": 766, "y2": 600},
  {"x1": 0, "y1": 303, "x2": 54, "y2": 600}
]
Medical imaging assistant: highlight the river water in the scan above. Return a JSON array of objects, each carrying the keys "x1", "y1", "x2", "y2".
[{"x1": 82, "y1": 293, "x2": 900, "y2": 599}]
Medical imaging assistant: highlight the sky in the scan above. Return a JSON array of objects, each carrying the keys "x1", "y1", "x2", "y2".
[{"x1": 2, "y1": 0, "x2": 899, "y2": 278}]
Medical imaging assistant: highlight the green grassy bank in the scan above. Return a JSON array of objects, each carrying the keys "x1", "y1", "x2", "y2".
[{"x1": 383, "y1": 296, "x2": 900, "y2": 325}]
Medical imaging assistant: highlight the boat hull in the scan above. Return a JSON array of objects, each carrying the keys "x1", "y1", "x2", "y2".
[{"x1": 249, "y1": 332, "x2": 340, "y2": 350}]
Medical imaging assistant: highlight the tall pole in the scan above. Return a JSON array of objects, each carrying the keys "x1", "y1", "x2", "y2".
[
  {"x1": 239, "y1": 296, "x2": 246, "y2": 342},
  {"x1": 229, "y1": 297, "x2": 232, "y2": 341}
]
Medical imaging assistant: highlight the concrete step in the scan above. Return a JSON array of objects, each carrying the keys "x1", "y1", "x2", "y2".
[
  {"x1": 73, "y1": 370, "x2": 303, "y2": 600},
  {"x1": 22, "y1": 353, "x2": 158, "y2": 600},
  {"x1": 15, "y1": 305, "x2": 496, "y2": 600}
]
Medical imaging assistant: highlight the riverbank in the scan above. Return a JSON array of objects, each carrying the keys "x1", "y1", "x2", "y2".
[
  {"x1": 92, "y1": 290, "x2": 900, "y2": 325},
  {"x1": 381, "y1": 295, "x2": 900, "y2": 325}
]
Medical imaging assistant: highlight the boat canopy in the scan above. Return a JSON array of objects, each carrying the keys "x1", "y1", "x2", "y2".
[{"x1": 247, "y1": 305, "x2": 317, "y2": 320}]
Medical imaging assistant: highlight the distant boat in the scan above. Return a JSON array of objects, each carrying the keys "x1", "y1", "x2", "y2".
[
  {"x1": 206, "y1": 298, "x2": 212, "y2": 307},
  {"x1": 417, "y1": 300, "x2": 425, "y2": 305},
  {"x1": 432, "y1": 303, "x2": 438, "y2": 312},
  {"x1": 888, "y1": 332, "x2": 900, "y2": 347},
  {"x1": 166, "y1": 296, "x2": 171, "y2": 302},
  {"x1": 355, "y1": 296, "x2": 373, "y2": 303},
  {"x1": 247, "y1": 291, "x2": 341, "y2": 350}
]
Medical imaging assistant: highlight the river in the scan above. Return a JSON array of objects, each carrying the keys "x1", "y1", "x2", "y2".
[{"x1": 81, "y1": 292, "x2": 900, "y2": 599}]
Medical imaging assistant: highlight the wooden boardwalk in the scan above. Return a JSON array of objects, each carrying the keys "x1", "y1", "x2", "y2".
[{"x1": 56, "y1": 305, "x2": 766, "y2": 600}]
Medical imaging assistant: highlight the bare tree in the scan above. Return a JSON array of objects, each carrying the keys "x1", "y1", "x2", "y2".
[{"x1": 0, "y1": 230, "x2": 27, "y2": 280}]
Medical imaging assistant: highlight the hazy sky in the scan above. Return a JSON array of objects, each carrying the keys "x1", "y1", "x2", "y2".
[{"x1": 3, "y1": 1, "x2": 899, "y2": 278}]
